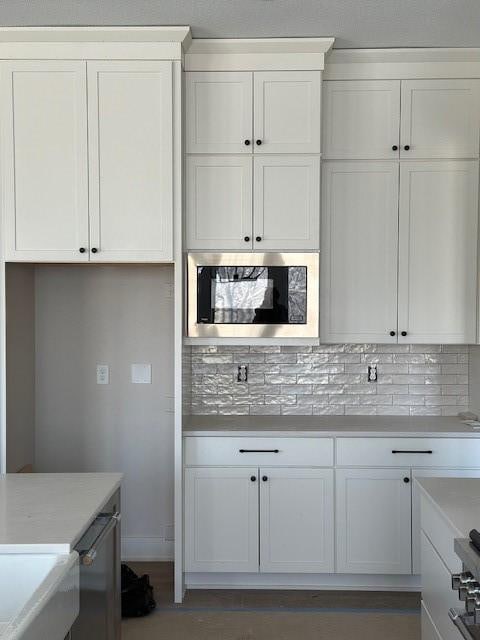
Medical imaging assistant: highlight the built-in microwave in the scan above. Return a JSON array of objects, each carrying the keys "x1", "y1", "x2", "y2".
[{"x1": 187, "y1": 253, "x2": 319, "y2": 338}]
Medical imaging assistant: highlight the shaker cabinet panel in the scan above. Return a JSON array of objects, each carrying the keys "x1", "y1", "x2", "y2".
[
  {"x1": 253, "y1": 155, "x2": 320, "y2": 250},
  {"x1": 184, "y1": 467, "x2": 259, "y2": 573},
  {"x1": 322, "y1": 80, "x2": 401, "y2": 159},
  {"x1": 400, "y1": 79, "x2": 480, "y2": 159},
  {"x1": 186, "y1": 155, "x2": 253, "y2": 250},
  {"x1": 254, "y1": 71, "x2": 321, "y2": 154},
  {"x1": 397, "y1": 160, "x2": 478, "y2": 344},
  {"x1": 336, "y1": 468, "x2": 412, "y2": 574},
  {"x1": 186, "y1": 71, "x2": 253, "y2": 154},
  {"x1": 259, "y1": 468, "x2": 334, "y2": 573},
  {"x1": 320, "y1": 162, "x2": 399, "y2": 343},
  {"x1": 87, "y1": 61, "x2": 173, "y2": 261},
  {"x1": 1, "y1": 61, "x2": 89, "y2": 262}
]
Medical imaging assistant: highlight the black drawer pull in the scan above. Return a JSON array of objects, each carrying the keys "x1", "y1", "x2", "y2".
[
  {"x1": 392, "y1": 450, "x2": 433, "y2": 454},
  {"x1": 239, "y1": 449, "x2": 279, "y2": 453}
]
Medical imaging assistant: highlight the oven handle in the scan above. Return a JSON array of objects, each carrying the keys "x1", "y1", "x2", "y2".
[
  {"x1": 449, "y1": 608, "x2": 475, "y2": 639},
  {"x1": 81, "y1": 512, "x2": 121, "y2": 566}
]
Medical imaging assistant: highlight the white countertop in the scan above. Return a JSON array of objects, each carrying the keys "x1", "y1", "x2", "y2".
[
  {"x1": 183, "y1": 415, "x2": 480, "y2": 437},
  {"x1": 0, "y1": 473, "x2": 122, "y2": 553},
  {"x1": 416, "y1": 477, "x2": 480, "y2": 538}
]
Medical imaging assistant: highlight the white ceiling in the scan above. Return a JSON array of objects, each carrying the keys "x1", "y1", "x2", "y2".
[{"x1": 0, "y1": 0, "x2": 479, "y2": 49}]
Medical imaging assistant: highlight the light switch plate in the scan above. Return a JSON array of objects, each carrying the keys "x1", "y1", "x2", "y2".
[
  {"x1": 131, "y1": 363, "x2": 152, "y2": 384},
  {"x1": 96, "y1": 364, "x2": 109, "y2": 385}
]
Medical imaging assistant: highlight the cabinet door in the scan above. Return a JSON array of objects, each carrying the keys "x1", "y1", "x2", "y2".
[
  {"x1": 412, "y1": 468, "x2": 480, "y2": 575},
  {"x1": 321, "y1": 162, "x2": 399, "y2": 343},
  {"x1": 186, "y1": 72, "x2": 253, "y2": 153},
  {"x1": 184, "y1": 467, "x2": 259, "y2": 573},
  {"x1": 254, "y1": 71, "x2": 321, "y2": 153},
  {"x1": 336, "y1": 468, "x2": 412, "y2": 574},
  {"x1": 322, "y1": 80, "x2": 401, "y2": 159},
  {"x1": 253, "y1": 155, "x2": 320, "y2": 250},
  {"x1": 186, "y1": 155, "x2": 253, "y2": 250},
  {"x1": 398, "y1": 161, "x2": 478, "y2": 343},
  {"x1": 401, "y1": 79, "x2": 480, "y2": 159},
  {"x1": 260, "y1": 468, "x2": 334, "y2": 573},
  {"x1": 87, "y1": 61, "x2": 173, "y2": 262},
  {"x1": 1, "y1": 61, "x2": 89, "y2": 262}
]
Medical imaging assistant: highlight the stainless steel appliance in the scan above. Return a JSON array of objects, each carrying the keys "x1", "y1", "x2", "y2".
[
  {"x1": 187, "y1": 252, "x2": 319, "y2": 338},
  {"x1": 71, "y1": 491, "x2": 121, "y2": 640},
  {"x1": 450, "y1": 533, "x2": 480, "y2": 639}
]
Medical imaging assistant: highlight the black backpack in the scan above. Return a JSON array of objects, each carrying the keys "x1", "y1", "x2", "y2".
[{"x1": 121, "y1": 563, "x2": 156, "y2": 617}]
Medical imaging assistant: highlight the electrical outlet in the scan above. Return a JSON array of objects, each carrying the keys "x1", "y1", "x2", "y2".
[
  {"x1": 237, "y1": 364, "x2": 248, "y2": 382},
  {"x1": 131, "y1": 364, "x2": 152, "y2": 384},
  {"x1": 96, "y1": 364, "x2": 109, "y2": 385},
  {"x1": 368, "y1": 364, "x2": 377, "y2": 382}
]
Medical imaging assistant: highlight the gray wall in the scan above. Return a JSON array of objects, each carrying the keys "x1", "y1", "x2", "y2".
[
  {"x1": 34, "y1": 264, "x2": 175, "y2": 559},
  {"x1": 5, "y1": 264, "x2": 35, "y2": 473}
]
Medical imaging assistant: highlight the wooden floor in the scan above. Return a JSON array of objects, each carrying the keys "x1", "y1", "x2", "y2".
[{"x1": 122, "y1": 563, "x2": 421, "y2": 639}]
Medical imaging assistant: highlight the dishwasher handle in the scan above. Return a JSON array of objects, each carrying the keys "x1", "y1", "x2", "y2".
[{"x1": 81, "y1": 512, "x2": 121, "y2": 566}]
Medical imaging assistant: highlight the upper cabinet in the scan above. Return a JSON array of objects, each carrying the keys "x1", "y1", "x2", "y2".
[
  {"x1": 187, "y1": 71, "x2": 320, "y2": 155},
  {"x1": 401, "y1": 80, "x2": 480, "y2": 159},
  {"x1": 1, "y1": 61, "x2": 89, "y2": 262},
  {"x1": 1, "y1": 59, "x2": 176, "y2": 262},
  {"x1": 186, "y1": 71, "x2": 252, "y2": 154},
  {"x1": 323, "y1": 78, "x2": 480, "y2": 160},
  {"x1": 322, "y1": 80, "x2": 401, "y2": 160},
  {"x1": 87, "y1": 61, "x2": 173, "y2": 262},
  {"x1": 185, "y1": 70, "x2": 321, "y2": 251}
]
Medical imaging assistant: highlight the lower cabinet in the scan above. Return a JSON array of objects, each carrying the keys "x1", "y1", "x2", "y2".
[
  {"x1": 184, "y1": 466, "x2": 334, "y2": 573},
  {"x1": 335, "y1": 468, "x2": 412, "y2": 574}
]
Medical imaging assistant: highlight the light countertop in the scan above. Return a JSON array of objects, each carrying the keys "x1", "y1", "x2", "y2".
[
  {"x1": 416, "y1": 477, "x2": 480, "y2": 538},
  {"x1": 183, "y1": 415, "x2": 480, "y2": 437},
  {"x1": 0, "y1": 473, "x2": 122, "y2": 553}
]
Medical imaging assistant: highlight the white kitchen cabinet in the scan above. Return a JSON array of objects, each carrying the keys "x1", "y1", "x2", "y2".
[
  {"x1": 87, "y1": 61, "x2": 173, "y2": 261},
  {"x1": 186, "y1": 72, "x2": 253, "y2": 154},
  {"x1": 400, "y1": 79, "x2": 480, "y2": 159},
  {"x1": 253, "y1": 71, "x2": 321, "y2": 154},
  {"x1": 397, "y1": 160, "x2": 478, "y2": 344},
  {"x1": 253, "y1": 155, "x2": 320, "y2": 250},
  {"x1": 259, "y1": 468, "x2": 334, "y2": 573},
  {"x1": 184, "y1": 467, "x2": 259, "y2": 573},
  {"x1": 336, "y1": 468, "x2": 412, "y2": 574},
  {"x1": 320, "y1": 161, "x2": 399, "y2": 343},
  {"x1": 186, "y1": 155, "x2": 253, "y2": 250},
  {"x1": 322, "y1": 80, "x2": 401, "y2": 159},
  {"x1": 1, "y1": 61, "x2": 89, "y2": 262}
]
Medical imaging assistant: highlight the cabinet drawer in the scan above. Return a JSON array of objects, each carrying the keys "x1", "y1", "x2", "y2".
[
  {"x1": 336, "y1": 438, "x2": 480, "y2": 468},
  {"x1": 184, "y1": 437, "x2": 334, "y2": 467}
]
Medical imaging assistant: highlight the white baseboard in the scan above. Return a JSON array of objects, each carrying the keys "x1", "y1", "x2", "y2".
[
  {"x1": 185, "y1": 572, "x2": 422, "y2": 591},
  {"x1": 121, "y1": 536, "x2": 174, "y2": 562}
]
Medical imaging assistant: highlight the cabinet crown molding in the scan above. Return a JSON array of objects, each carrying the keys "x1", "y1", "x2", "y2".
[
  {"x1": 185, "y1": 37, "x2": 335, "y2": 71},
  {"x1": 0, "y1": 26, "x2": 192, "y2": 60}
]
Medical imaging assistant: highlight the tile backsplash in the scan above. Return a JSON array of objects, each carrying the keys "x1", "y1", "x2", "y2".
[{"x1": 188, "y1": 344, "x2": 469, "y2": 417}]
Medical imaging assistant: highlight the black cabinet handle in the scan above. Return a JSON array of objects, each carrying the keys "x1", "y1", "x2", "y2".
[
  {"x1": 255, "y1": 236, "x2": 262, "y2": 242},
  {"x1": 250, "y1": 475, "x2": 256, "y2": 482},
  {"x1": 403, "y1": 477, "x2": 410, "y2": 483},
  {"x1": 244, "y1": 236, "x2": 250, "y2": 242},
  {"x1": 239, "y1": 449, "x2": 279, "y2": 453},
  {"x1": 79, "y1": 247, "x2": 86, "y2": 254},
  {"x1": 392, "y1": 450, "x2": 433, "y2": 454},
  {"x1": 91, "y1": 247, "x2": 98, "y2": 254},
  {"x1": 244, "y1": 139, "x2": 251, "y2": 146},
  {"x1": 262, "y1": 476, "x2": 268, "y2": 482},
  {"x1": 256, "y1": 139, "x2": 262, "y2": 146},
  {"x1": 389, "y1": 330, "x2": 396, "y2": 336},
  {"x1": 401, "y1": 331, "x2": 407, "y2": 337},
  {"x1": 392, "y1": 145, "x2": 398, "y2": 151},
  {"x1": 404, "y1": 145, "x2": 410, "y2": 151}
]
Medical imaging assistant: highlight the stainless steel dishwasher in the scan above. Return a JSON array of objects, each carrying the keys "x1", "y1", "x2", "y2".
[{"x1": 71, "y1": 490, "x2": 121, "y2": 640}]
